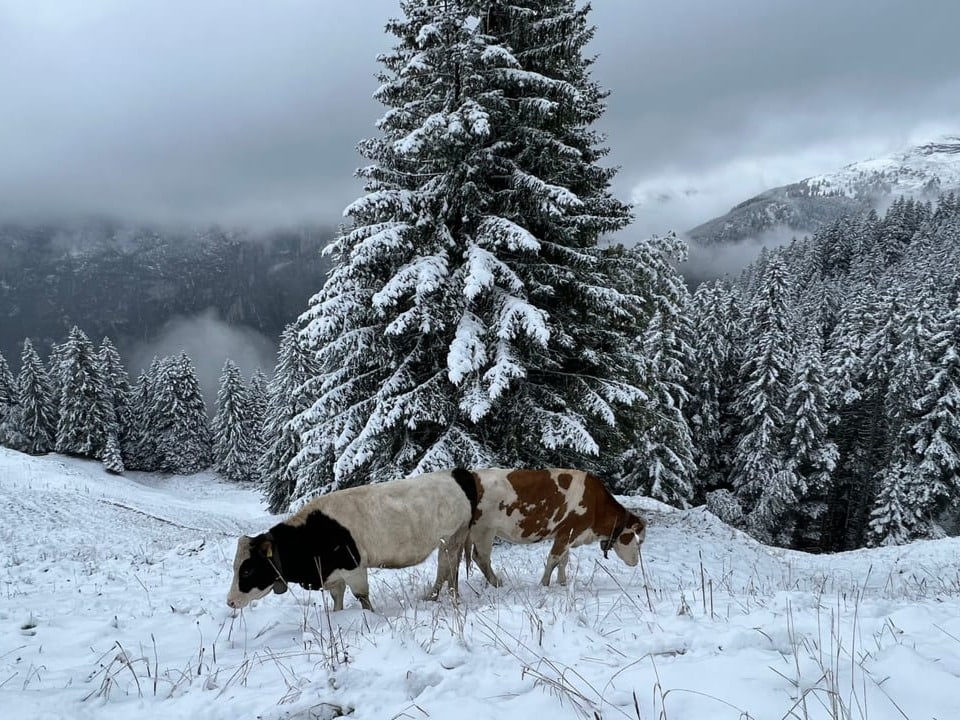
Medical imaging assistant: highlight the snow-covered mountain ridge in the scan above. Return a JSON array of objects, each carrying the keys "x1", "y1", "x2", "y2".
[
  {"x1": 687, "y1": 135, "x2": 960, "y2": 245},
  {"x1": 805, "y1": 135, "x2": 960, "y2": 199}
]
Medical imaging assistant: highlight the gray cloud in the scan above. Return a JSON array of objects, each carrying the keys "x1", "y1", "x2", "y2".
[{"x1": 2, "y1": 0, "x2": 958, "y2": 232}]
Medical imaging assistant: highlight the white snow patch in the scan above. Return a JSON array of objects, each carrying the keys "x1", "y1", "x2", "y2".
[{"x1": 3, "y1": 448, "x2": 960, "y2": 719}]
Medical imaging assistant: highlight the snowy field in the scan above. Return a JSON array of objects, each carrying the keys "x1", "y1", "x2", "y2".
[{"x1": 2, "y1": 448, "x2": 960, "y2": 719}]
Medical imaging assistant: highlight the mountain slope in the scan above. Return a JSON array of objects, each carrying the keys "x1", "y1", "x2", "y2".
[
  {"x1": 687, "y1": 135, "x2": 960, "y2": 245},
  {"x1": 0, "y1": 221, "x2": 332, "y2": 367},
  {"x1": 3, "y1": 447, "x2": 960, "y2": 719}
]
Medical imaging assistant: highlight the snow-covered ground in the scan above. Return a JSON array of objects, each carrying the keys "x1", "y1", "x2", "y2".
[{"x1": 2, "y1": 448, "x2": 960, "y2": 719}]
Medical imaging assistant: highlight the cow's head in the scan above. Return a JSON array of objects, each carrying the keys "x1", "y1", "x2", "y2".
[
  {"x1": 600, "y1": 513, "x2": 647, "y2": 567},
  {"x1": 226, "y1": 533, "x2": 288, "y2": 609}
]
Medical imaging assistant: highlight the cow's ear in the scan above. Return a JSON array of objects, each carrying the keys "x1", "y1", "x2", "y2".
[{"x1": 257, "y1": 536, "x2": 274, "y2": 559}]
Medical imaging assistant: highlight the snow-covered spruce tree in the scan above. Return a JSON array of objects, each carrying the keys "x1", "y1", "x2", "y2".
[
  {"x1": 911, "y1": 289, "x2": 960, "y2": 515},
  {"x1": 55, "y1": 327, "x2": 109, "y2": 459},
  {"x1": 124, "y1": 361, "x2": 161, "y2": 471},
  {"x1": 14, "y1": 339, "x2": 57, "y2": 454},
  {"x1": 827, "y1": 286, "x2": 900, "y2": 549},
  {"x1": 783, "y1": 341, "x2": 838, "y2": 549},
  {"x1": 293, "y1": 1, "x2": 648, "y2": 497},
  {"x1": 98, "y1": 338, "x2": 132, "y2": 452},
  {"x1": 101, "y1": 433, "x2": 124, "y2": 474},
  {"x1": 212, "y1": 360, "x2": 257, "y2": 482},
  {"x1": 261, "y1": 324, "x2": 318, "y2": 513},
  {"x1": 686, "y1": 281, "x2": 736, "y2": 498},
  {"x1": 96, "y1": 337, "x2": 131, "y2": 474},
  {"x1": 613, "y1": 235, "x2": 695, "y2": 505},
  {"x1": 45, "y1": 340, "x2": 69, "y2": 424},
  {"x1": 729, "y1": 257, "x2": 798, "y2": 542},
  {"x1": 0, "y1": 351, "x2": 18, "y2": 447},
  {"x1": 247, "y1": 367, "x2": 268, "y2": 455},
  {"x1": 869, "y1": 461, "x2": 921, "y2": 546},
  {"x1": 150, "y1": 353, "x2": 212, "y2": 474}
]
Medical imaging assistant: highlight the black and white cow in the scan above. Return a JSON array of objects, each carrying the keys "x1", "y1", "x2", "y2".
[{"x1": 226, "y1": 469, "x2": 479, "y2": 612}]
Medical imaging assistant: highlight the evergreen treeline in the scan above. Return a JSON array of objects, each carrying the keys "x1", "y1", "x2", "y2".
[
  {"x1": 0, "y1": 327, "x2": 265, "y2": 479},
  {"x1": 690, "y1": 195, "x2": 960, "y2": 550}
]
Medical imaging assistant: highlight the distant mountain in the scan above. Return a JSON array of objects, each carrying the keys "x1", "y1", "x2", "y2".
[
  {"x1": 0, "y1": 220, "x2": 332, "y2": 368},
  {"x1": 687, "y1": 135, "x2": 960, "y2": 245}
]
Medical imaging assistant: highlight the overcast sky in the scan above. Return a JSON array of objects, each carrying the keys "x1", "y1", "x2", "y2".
[{"x1": 2, "y1": 0, "x2": 958, "y2": 237}]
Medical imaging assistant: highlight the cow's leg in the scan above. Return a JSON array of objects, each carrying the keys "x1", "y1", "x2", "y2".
[
  {"x1": 425, "y1": 525, "x2": 469, "y2": 601},
  {"x1": 470, "y1": 529, "x2": 502, "y2": 587},
  {"x1": 556, "y1": 549, "x2": 571, "y2": 586},
  {"x1": 344, "y1": 569, "x2": 374, "y2": 612},
  {"x1": 325, "y1": 579, "x2": 346, "y2": 612},
  {"x1": 541, "y1": 538, "x2": 571, "y2": 586}
]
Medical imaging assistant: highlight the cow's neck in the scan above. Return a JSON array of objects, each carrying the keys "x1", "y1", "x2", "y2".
[{"x1": 592, "y1": 502, "x2": 629, "y2": 538}]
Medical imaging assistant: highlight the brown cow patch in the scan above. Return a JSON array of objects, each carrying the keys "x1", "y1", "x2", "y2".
[
  {"x1": 502, "y1": 469, "x2": 569, "y2": 538},
  {"x1": 557, "y1": 472, "x2": 573, "y2": 490}
]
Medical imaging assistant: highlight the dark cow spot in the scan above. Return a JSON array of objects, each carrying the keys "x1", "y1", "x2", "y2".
[
  {"x1": 269, "y1": 510, "x2": 362, "y2": 589},
  {"x1": 451, "y1": 467, "x2": 481, "y2": 521},
  {"x1": 557, "y1": 472, "x2": 573, "y2": 490}
]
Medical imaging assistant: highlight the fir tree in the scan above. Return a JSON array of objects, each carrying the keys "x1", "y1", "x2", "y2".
[
  {"x1": 212, "y1": 360, "x2": 257, "y2": 482},
  {"x1": 102, "y1": 432, "x2": 124, "y2": 474},
  {"x1": 783, "y1": 342, "x2": 838, "y2": 548},
  {"x1": 55, "y1": 327, "x2": 109, "y2": 459},
  {"x1": 0, "y1": 351, "x2": 17, "y2": 447},
  {"x1": 93, "y1": 337, "x2": 130, "y2": 474},
  {"x1": 729, "y1": 257, "x2": 798, "y2": 541},
  {"x1": 903, "y1": 288, "x2": 960, "y2": 530},
  {"x1": 98, "y1": 337, "x2": 133, "y2": 458},
  {"x1": 124, "y1": 362, "x2": 161, "y2": 471},
  {"x1": 835, "y1": 286, "x2": 899, "y2": 549},
  {"x1": 686, "y1": 281, "x2": 734, "y2": 496},
  {"x1": 618, "y1": 263, "x2": 695, "y2": 506},
  {"x1": 869, "y1": 462, "x2": 919, "y2": 546},
  {"x1": 262, "y1": 324, "x2": 318, "y2": 512},
  {"x1": 151, "y1": 353, "x2": 212, "y2": 474},
  {"x1": 294, "y1": 1, "x2": 648, "y2": 495},
  {"x1": 46, "y1": 340, "x2": 69, "y2": 427},
  {"x1": 14, "y1": 339, "x2": 56, "y2": 454},
  {"x1": 247, "y1": 367, "x2": 268, "y2": 455}
]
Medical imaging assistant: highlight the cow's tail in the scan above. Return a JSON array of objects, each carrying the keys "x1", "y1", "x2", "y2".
[{"x1": 463, "y1": 535, "x2": 474, "y2": 576}]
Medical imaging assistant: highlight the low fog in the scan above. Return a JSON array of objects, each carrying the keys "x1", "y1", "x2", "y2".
[
  {"x1": 126, "y1": 309, "x2": 277, "y2": 411},
  {"x1": 681, "y1": 229, "x2": 800, "y2": 288}
]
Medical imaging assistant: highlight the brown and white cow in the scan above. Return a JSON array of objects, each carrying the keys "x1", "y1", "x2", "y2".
[
  {"x1": 226, "y1": 469, "x2": 479, "y2": 612},
  {"x1": 463, "y1": 468, "x2": 647, "y2": 587}
]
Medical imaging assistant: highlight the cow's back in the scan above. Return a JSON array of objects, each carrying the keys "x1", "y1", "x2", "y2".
[
  {"x1": 473, "y1": 468, "x2": 593, "y2": 543},
  {"x1": 291, "y1": 472, "x2": 474, "y2": 568}
]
